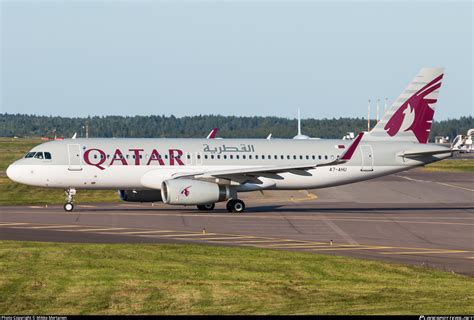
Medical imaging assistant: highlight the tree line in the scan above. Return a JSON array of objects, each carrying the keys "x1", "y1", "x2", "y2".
[{"x1": 1, "y1": 113, "x2": 472, "y2": 141}]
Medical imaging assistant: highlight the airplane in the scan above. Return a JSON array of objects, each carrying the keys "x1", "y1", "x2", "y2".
[
  {"x1": 7, "y1": 68, "x2": 453, "y2": 213},
  {"x1": 293, "y1": 108, "x2": 319, "y2": 140},
  {"x1": 206, "y1": 128, "x2": 219, "y2": 139}
]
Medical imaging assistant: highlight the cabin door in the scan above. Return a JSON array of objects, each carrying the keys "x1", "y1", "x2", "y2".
[
  {"x1": 360, "y1": 145, "x2": 374, "y2": 171},
  {"x1": 67, "y1": 144, "x2": 83, "y2": 171}
]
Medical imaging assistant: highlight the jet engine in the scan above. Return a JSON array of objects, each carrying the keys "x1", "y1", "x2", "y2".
[
  {"x1": 161, "y1": 179, "x2": 230, "y2": 205},
  {"x1": 119, "y1": 189, "x2": 163, "y2": 202}
]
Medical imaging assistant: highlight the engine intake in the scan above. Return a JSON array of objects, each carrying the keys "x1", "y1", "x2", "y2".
[{"x1": 161, "y1": 179, "x2": 230, "y2": 205}]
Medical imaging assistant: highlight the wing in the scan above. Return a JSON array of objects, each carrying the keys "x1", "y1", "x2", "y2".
[{"x1": 172, "y1": 133, "x2": 364, "y2": 183}]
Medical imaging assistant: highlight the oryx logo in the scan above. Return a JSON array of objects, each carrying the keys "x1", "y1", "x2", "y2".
[
  {"x1": 384, "y1": 74, "x2": 443, "y2": 143},
  {"x1": 180, "y1": 186, "x2": 192, "y2": 197}
]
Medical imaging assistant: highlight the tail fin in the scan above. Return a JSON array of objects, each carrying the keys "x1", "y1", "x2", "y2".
[{"x1": 370, "y1": 68, "x2": 444, "y2": 143}]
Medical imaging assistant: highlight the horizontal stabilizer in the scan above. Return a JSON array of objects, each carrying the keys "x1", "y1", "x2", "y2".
[{"x1": 399, "y1": 149, "x2": 454, "y2": 157}]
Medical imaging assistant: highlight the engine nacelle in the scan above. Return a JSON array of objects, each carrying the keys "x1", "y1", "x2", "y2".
[
  {"x1": 161, "y1": 179, "x2": 230, "y2": 205},
  {"x1": 119, "y1": 189, "x2": 163, "y2": 202}
]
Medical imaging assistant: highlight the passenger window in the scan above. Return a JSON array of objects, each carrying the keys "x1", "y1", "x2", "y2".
[
  {"x1": 255, "y1": 155, "x2": 258, "y2": 159},
  {"x1": 312, "y1": 155, "x2": 315, "y2": 160},
  {"x1": 236, "y1": 155, "x2": 239, "y2": 160},
  {"x1": 230, "y1": 155, "x2": 233, "y2": 159},
  {"x1": 34, "y1": 152, "x2": 44, "y2": 159},
  {"x1": 306, "y1": 155, "x2": 309, "y2": 160},
  {"x1": 274, "y1": 155, "x2": 277, "y2": 160},
  {"x1": 261, "y1": 155, "x2": 265, "y2": 159},
  {"x1": 318, "y1": 155, "x2": 322, "y2": 160},
  {"x1": 242, "y1": 155, "x2": 246, "y2": 159},
  {"x1": 217, "y1": 155, "x2": 221, "y2": 159},
  {"x1": 94, "y1": 154, "x2": 98, "y2": 159},
  {"x1": 197, "y1": 154, "x2": 201, "y2": 159},
  {"x1": 44, "y1": 152, "x2": 52, "y2": 160},
  {"x1": 287, "y1": 155, "x2": 290, "y2": 160},
  {"x1": 299, "y1": 155, "x2": 303, "y2": 160},
  {"x1": 204, "y1": 155, "x2": 208, "y2": 159},
  {"x1": 223, "y1": 155, "x2": 227, "y2": 159},
  {"x1": 325, "y1": 155, "x2": 328, "y2": 160},
  {"x1": 211, "y1": 155, "x2": 215, "y2": 159},
  {"x1": 331, "y1": 155, "x2": 335, "y2": 160},
  {"x1": 249, "y1": 155, "x2": 253, "y2": 159},
  {"x1": 293, "y1": 155, "x2": 297, "y2": 160},
  {"x1": 25, "y1": 152, "x2": 36, "y2": 158}
]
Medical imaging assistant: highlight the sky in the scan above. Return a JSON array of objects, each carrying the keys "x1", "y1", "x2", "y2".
[{"x1": 1, "y1": 0, "x2": 472, "y2": 120}]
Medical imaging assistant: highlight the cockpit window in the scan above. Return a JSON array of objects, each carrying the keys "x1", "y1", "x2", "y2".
[
  {"x1": 44, "y1": 152, "x2": 52, "y2": 160},
  {"x1": 34, "y1": 152, "x2": 44, "y2": 159},
  {"x1": 25, "y1": 152, "x2": 36, "y2": 158}
]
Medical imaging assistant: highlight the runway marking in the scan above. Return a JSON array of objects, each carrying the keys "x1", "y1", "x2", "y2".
[
  {"x1": 226, "y1": 239, "x2": 300, "y2": 244},
  {"x1": 78, "y1": 205, "x2": 97, "y2": 208},
  {"x1": 379, "y1": 250, "x2": 471, "y2": 255},
  {"x1": 395, "y1": 175, "x2": 474, "y2": 192},
  {"x1": 0, "y1": 221, "x2": 471, "y2": 260},
  {"x1": 435, "y1": 182, "x2": 474, "y2": 192},
  {"x1": 290, "y1": 190, "x2": 319, "y2": 202},
  {"x1": 320, "y1": 215, "x2": 359, "y2": 245},
  {"x1": 142, "y1": 233, "x2": 218, "y2": 238},
  {"x1": 72, "y1": 227, "x2": 129, "y2": 232},
  {"x1": 117, "y1": 230, "x2": 177, "y2": 235},
  {"x1": 265, "y1": 244, "x2": 362, "y2": 249},
  {"x1": 310, "y1": 246, "x2": 393, "y2": 251},
  {"x1": 188, "y1": 236, "x2": 255, "y2": 241},
  {"x1": 20, "y1": 210, "x2": 471, "y2": 226},
  {"x1": 29, "y1": 225, "x2": 80, "y2": 229}
]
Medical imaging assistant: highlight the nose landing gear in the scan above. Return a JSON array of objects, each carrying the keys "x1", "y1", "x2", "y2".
[{"x1": 64, "y1": 188, "x2": 76, "y2": 212}]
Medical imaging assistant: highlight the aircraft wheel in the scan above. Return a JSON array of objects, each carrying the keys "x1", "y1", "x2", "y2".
[
  {"x1": 226, "y1": 200, "x2": 234, "y2": 212},
  {"x1": 197, "y1": 203, "x2": 215, "y2": 211},
  {"x1": 64, "y1": 202, "x2": 74, "y2": 212},
  {"x1": 228, "y1": 199, "x2": 245, "y2": 213}
]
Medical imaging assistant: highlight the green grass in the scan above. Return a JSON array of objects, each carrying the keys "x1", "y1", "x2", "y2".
[
  {"x1": 0, "y1": 241, "x2": 472, "y2": 315},
  {"x1": 0, "y1": 137, "x2": 118, "y2": 205},
  {"x1": 422, "y1": 159, "x2": 474, "y2": 173}
]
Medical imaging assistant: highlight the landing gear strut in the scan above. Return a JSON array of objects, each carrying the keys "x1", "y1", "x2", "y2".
[
  {"x1": 64, "y1": 188, "x2": 76, "y2": 212},
  {"x1": 226, "y1": 199, "x2": 246, "y2": 213},
  {"x1": 197, "y1": 203, "x2": 215, "y2": 211}
]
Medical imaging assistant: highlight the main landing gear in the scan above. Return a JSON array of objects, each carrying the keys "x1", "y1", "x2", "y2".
[
  {"x1": 64, "y1": 188, "x2": 76, "y2": 212},
  {"x1": 197, "y1": 203, "x2": 215, "y2": 211},
  {"x1": 195, "y1": 199, "x2": 246, "y2": 213},
  {"x1": 226, "y1": 199, "x2": 246, "y2": 213}
]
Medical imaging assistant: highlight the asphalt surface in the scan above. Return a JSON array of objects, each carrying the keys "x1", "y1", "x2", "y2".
[{"x1": 1, "y1": 169, "x2": 473, "y2": 275}]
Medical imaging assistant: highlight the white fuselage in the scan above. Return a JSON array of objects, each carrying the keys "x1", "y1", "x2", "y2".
[{"x1": 6, "y1": 137, "x2": 450, "y2": 192}]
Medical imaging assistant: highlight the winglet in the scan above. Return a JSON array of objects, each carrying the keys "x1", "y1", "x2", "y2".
[
  {"x1": 206, "y1": 128, "x2": 219, "y2": 139},
  {"x1": 340, "y1": 132, "x2": 364, "y2": 160}
]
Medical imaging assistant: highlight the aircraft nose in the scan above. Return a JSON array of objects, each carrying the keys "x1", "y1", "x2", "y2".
[{"x1": 6, "y1": 164, "x2": 22, "y2": 183}]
